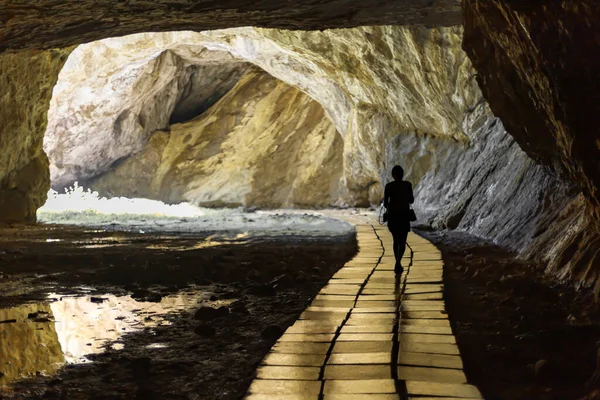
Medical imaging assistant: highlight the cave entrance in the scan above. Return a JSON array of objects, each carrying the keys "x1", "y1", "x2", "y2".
[{"x1": 40, "y1": 30, "x2": 348, "y2": 232}]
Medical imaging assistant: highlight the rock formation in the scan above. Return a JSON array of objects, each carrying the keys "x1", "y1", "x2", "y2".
[
  {"x1": 44, "y1": 25, "x2": 596, "y2": 289},
  {"x1": 463, "y1": 1, "x2": 600, "y2": 213},
  {"x1": 0, "y1": 49, "x2": 70, "y2": 223},
  {"x1": 45, "y1": 37, "x2": 250, "y2": 191},
  {"x1": 45, "y1": 26, "x2": 479, "y2": 205},
  {"x1": 462, "y1": 1, "x2": 600, "y2": 289},
  {"x1": 87, "y1": 69, "x2": 345, "y2": 208}
]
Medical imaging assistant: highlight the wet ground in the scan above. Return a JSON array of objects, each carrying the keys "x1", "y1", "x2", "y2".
[
  {"x1": 4, "y1": 222, "x2": 600, "y2": 399},
  {"x1": 0, "y1": 224, "x2": 357, "y2": 399},
  {"x1": 423, "y1": 230, "x2": 600, "y2": 400}
]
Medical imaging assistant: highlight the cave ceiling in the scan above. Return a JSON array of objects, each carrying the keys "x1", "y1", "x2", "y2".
[{"x1": 0, "y1": 0, "x2": 461, "y2": 51}]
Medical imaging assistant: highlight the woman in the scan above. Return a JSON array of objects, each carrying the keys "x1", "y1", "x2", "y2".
[{"x1": 383, "y1": 165, "x2": 414, "y2": 274}]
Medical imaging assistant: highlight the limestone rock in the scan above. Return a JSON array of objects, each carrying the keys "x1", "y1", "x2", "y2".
[
  {"x1": 45, "y1": 40, "x2": 250, "y2": 190},
  {"x1": 88, "y1": 69, "x2": 345, "y2": 208},
  {"x1": 46, "y1": 26, "x2": 480, "y2": 206},
  {"x1": 84, "y1": 131, "x2": 170, "y2": 201},
  {"x1": 0, "y1": 48, "x2": 71, "y2": 223},
  {"x1": 252, "y1": 26, "x2": 480, "y2": 203}
]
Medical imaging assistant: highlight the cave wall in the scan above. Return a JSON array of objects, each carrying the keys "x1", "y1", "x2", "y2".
[
  {"x1": 407, "y1": 105, "x2": 584, "y2": 271},
  {"x1": 381, "y1": 95, "x2": 595, "y2": 287},
  {"x1": 463, "y1": 1, "x2": 600, "y2": 216},
  {"x1": 462, "y1": 0, "x2": 600, "y2": 289},
  {"x1": 0, "y1": 49, "x2": 71, "y2": 223},
  {"x1": 87, "y1": 69, "x2": 345, "y2": 208},
  {"x1": 412, "y1": 109, "x2": 600, "y2": 289},
  {"x1": 45, "y1": 38, "x2": 250, "y2": 190}
]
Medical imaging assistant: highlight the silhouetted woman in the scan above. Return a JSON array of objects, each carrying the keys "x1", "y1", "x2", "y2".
[{"x1": 383, "y1": 165, "x2": 414, "y2": 275}]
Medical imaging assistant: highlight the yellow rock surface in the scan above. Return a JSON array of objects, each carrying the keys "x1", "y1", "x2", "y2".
[{"x1": 88, "y1": 69, "x2": 344, "y2": 208}]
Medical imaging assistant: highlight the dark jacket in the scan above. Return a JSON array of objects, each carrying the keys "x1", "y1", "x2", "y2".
[{"x1": 384, "y1": 180, "x2": 414, "y2": 230}]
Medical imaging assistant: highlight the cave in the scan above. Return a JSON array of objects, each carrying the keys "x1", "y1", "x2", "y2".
[{"x1": 1, "y1": 1, "x2": 600, "y2": 399}]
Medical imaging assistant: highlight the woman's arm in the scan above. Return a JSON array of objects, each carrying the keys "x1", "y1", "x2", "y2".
[
  {"x1": 407, "y1": 182, "x2": 414, "y2": 204},
  {"x1": 383, "y1": 184, "x2": 389, "y2": 208}
]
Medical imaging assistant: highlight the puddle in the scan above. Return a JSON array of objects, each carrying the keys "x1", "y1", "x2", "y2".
[
  {"x1": 0, "y1": 290, "x2": 205, "y2": 387},
  {"x1": 80, "y1": 244, "x2": 129, "y2": 249},
  {"x1": 0, "y1": 236, "x2": 133, "y2": 246},
  {"x1": 146, "y1": 233, "x2": 249, "y2": 251},
  {"x1": 145, "y1": 343, "x2": 169, "y2": 349},
  {"x1": 72, "y1": 237, "x2": 134, "y2": 247}
]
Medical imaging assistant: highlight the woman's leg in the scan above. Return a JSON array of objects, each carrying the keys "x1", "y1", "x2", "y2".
[
  {"x1": 391, "y1": 233, "x2": 399, "y2": 260},
  {"x1": 388, "y1": 223, "x2": 399, "y2": 260},
  {"x1": 389, "y1": 222, "x2": 409, "y2": 274},
  {"x1": 395, "y1": 230, "x2": 409, "y2": 265},
  {"x1": 389, "y1": 228, "x2": 403, "y2": 274}
]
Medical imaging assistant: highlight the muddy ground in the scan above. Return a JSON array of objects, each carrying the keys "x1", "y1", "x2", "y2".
[
  {"x1": 423, "y1": 230, "x2": 600, "y2": 400},
  {"x1": 0, "y1": 224, "x2": 357, "y2": 400}
]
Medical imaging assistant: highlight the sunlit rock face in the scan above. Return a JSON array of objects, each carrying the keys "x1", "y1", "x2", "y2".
[
  {"x1": 0, "y1": 49, "x2": 70, "y2": 223},
  {"x1": 45, "y1": 40, "x2": 249, "y2": 191},
  {"x1": 45, "y1": 26, "x2": 480, "y2": 205},
  {"x1": 0, "y1": 0, "x2": 461, "y2": 50},
  {"x1": 462, "y1": 1, "x2": 600, "y2": 288},
  {"x1": 242, "y1": 26, "x2": 480, "y2": 203},
  {"x1": 87, "y1": 69, "x2": 345, "y2": 208}
]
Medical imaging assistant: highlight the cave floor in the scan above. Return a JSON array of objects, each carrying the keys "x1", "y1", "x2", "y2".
[
  {"x1": 0, "y1": 223, "x2": 357, "y2": 399},
  {"x1": 423, "y1": 230, "x2": 600, "y2": 400},
  {"x1": 0, "y1": 221, "x2": 599, "y2": 399}
]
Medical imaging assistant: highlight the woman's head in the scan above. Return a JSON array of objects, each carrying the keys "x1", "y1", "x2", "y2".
[{"x1": 391, "y1": 165, "x2": 404, "y2": 180}]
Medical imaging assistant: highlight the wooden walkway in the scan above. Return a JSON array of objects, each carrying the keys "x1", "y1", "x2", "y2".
[{"x1": 245, "y1": 217, "x2": 483, "y2": 399}]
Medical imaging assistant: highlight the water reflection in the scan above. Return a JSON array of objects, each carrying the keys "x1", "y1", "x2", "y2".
[
  {"x1": 146, "y1": 233, "x2": 249, "y2": 251},
  {"x1": 0, "y1": 290, "x2": 204, "y2": 387},
  {"x1": 0, "y1": 303, "x2": 63, "y2": 386}
]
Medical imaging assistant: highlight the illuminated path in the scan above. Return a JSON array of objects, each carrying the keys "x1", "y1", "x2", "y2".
[{"x1": 245, "y1": 216, "x2": 483, "y2": 399}]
